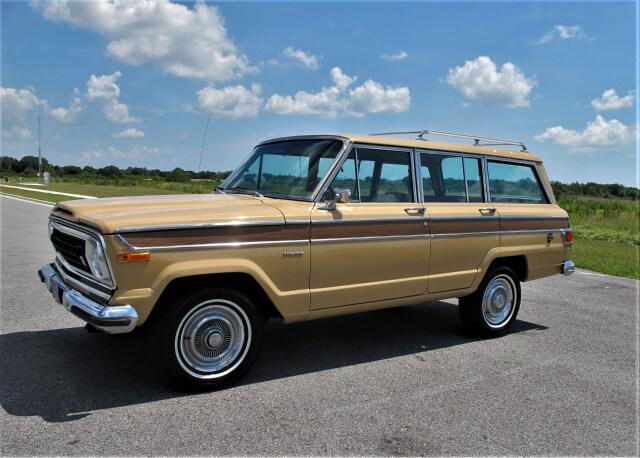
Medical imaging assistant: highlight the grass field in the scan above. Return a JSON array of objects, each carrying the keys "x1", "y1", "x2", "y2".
[{"x1": 2, "y1": 181, "x2": 638, "y2": 279}]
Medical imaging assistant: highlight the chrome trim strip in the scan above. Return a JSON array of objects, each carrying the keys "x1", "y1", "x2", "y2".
[
  {"x1": 431, "y1": 215, "x2": 499, "y2": 221},
  {"x1": 39, "y1": 263, "x2": 137, "y2": 334},
  {"x1": 116, "y1": 234, "x2": 308, "y2": 252},
  {"x1": 499, "y1": 215, "x2": 568, "y2": 220},
  {"x1": 311, "y1": 234, "x2": 430, "y2": 244},
  {"x1": 311, "y1": 217, "x2": 427, "y2": 224},
  {"x1": 50, "y1": 217, "x2": 116, "y2": 290},
  {"x1": 115, "y1": 220, "x2": 286, "y2": 234},
  {"x1": 502, "y1": 229, "x2": 567, "y2": 234},
  {"x1": 432, "y1": 231, "x2": 500, "y2": 238}
]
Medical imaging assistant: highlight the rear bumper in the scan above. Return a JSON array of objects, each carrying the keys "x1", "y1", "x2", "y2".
[
  {"x1": 562, "y1": 260, "x2": 576, "y2": 276},
  {"x1": 38, "y1": 263, "x2": 138, "y2": 334}
]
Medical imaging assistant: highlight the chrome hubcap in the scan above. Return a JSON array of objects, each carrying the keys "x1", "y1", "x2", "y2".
[
  {"x1": 482, "y1": 275, "x2": 517, "y2": 328},
  {"x1": 175, "y1": 301, "x2": 251, "y2": 379}
]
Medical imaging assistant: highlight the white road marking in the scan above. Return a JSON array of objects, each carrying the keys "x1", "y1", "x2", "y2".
[
  {"x1": 0, "y1": 193, "x2": 55, "y2": 207},
  {"x1": 0, "y1": 184, "x2": 96, "y2": 199},
  {"x1": 575, "y1": 270, "x2": 608, "y2": 277}
]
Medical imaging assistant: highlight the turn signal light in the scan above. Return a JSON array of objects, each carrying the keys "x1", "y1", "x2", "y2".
[
  {"x1": 565, "y1": 230, "x2": 573, "y2": 243},
  {"x1": 118, "y1": 252, "x2": 151, "y2": 262}
]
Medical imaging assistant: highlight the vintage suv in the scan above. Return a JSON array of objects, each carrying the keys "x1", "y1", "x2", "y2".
[{"x1": 38, "y1": 130, "x2": 574, "y2": 389}]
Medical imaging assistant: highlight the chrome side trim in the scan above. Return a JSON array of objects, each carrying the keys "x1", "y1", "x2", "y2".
[
  {"x1": 39, "y1": 263, "x2": 137, "y2": 334},
  {"x1": 312, "y1": 217, "x2": 427, "y2": 224},
  {"x1": 500, "y1": 215, "x2": 569, "y2": 220},
  {"x1": 115, "y1": 220, "x2": 286, "y2": 234},
  {"x1": 432, "y1": 231, "x2": 500, "y2": 238},
  {"x1": 431, "y1": 215, "x2": 499, "y2": 221},
  {"x1": 116, "y1": 234, "x2": 308, "y2": 252},
  {"x1": 502, "y1": 229, "x2": 567, "y2": 235},
  {"x1": 311, "y1": 234, "x2": 430, "y2": 244}
]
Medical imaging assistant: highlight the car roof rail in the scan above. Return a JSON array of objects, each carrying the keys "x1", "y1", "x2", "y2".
[{"x1": 372, "y1": 129, "x2": 528, "y2": 152}]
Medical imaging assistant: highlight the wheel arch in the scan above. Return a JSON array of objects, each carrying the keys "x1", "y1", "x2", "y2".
[{"x1": 144, "y1": 272, "x2": 283, "y2": 329}]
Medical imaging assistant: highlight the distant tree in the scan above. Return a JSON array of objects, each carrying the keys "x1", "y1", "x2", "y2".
[
  {"x1": 18, "y1": 155, "x2": 49, "y2": 173},
  {"x1": 97, "y1": 165, "x2": 122, "y2": 177},
  {"x1": 62, "y1": 165, "x2": 82, "y2": 175},
  {"x1": 166, "y1": 167, "x2": 190, "y2": 182},
  {"x1": 129, "y1": 167, "x2": 147, "y2": 176},
  {"x1": 0, "y1": 156, "x2": 20, "y2": 174}
]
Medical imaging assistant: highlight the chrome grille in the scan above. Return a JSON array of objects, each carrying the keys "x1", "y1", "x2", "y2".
[{"x1": 51, "y1": 228, "x2": 89, "y2": 273}]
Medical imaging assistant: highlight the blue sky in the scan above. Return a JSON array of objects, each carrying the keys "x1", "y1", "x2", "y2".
[{"x1": 1, "y1": 1, "x2": 638, "y2": 187}]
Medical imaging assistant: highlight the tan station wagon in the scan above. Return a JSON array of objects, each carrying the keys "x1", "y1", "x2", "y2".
[{"x1": 39, "y1": 129, "x2": 575, "y2": 389}]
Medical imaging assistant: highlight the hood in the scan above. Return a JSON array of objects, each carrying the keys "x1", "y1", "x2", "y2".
[{"x1": 51, "y1": 194, "x2": 285, "y2": 234}]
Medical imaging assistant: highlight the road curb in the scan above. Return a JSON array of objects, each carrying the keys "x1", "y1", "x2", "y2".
[{"x1": 0, "y1": 192, "x2": 55, "y2": 207}]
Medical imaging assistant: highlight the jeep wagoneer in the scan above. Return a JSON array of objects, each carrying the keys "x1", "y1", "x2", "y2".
[{"x1": 39, "y1": 129, "x2": 574, "y2": 389}]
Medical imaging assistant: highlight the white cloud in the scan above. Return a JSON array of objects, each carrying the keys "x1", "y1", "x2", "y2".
[
  {"x1": 86, "y1": 72, "x2": 121, "y2": 100},
  {"x1": 84, "y1": 71, "x2": 141, "y2": 123},
  {"x1": 195, "y1": 84, "x2": 263, "y2": 119},
  {"x1": 283, "y1": 46, "x2": 320, "y2": 70},
  {"x1": 535, "y1": 115, "x2": 630, "y2": 151},
  {"x1": 33, "y1": 0, "x2": 254, "y2": 82},
  {"x1": 50, "y1": 95, "x2": 85, "y2": 124},
  {"x1": 382, "y1": 51, "x2": 408, "y2": 61},
  {"x1": 0, "y1": 87, "x2": 48, "y2": 139},
  {"x1": 591, "y1": 89, "x2": 635, "y2": 111},
  {"x1": 265, "y1": 67, "x2": 410, "y2": 118},
  {"x1": 113, "y1": 127, "x2": 145, "y2": 138},
  {"x1": 446, "y1": 56, "x2": 536, "y2": 108},
  {"x1": 103, "y1": 99, "x2": 142, "y2": 123},
  {"x1": 534, "y1": 25, "x2": 590, "y2": 45}
]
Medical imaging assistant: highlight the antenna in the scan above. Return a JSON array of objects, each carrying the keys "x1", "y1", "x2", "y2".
[
  {"x1": 38, "y1": 116, "x2": 42, "y2": 183},
  {"x1": 196, "y1": 112, "x2": 212, "y2": 194}
]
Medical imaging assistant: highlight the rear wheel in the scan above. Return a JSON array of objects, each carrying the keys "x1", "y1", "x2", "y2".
[
  {"x1": 156, "y1": 288, "x2": 262, "y2": 390},
  {"x1": 459, "y1": 266, "x2": 521, "y2": 337}
]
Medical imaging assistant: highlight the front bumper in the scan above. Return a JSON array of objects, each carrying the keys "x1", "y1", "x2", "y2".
[{"x1": 38, "y1": 263, "x2": 138, "y2": 334}]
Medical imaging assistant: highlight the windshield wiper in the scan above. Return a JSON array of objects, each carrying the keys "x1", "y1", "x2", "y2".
[{"x1": 227, "y1": 187, "x2": 263, "y2": 198}]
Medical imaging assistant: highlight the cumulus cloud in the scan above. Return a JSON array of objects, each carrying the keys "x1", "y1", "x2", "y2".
[
  {"x1": 0, "y1": 87, "x2": 48, "y2": 139},
  {"x1": 534, "y1": 25, "x2": 590, "y2": 45},
  {"x1": 381, "y1": 51, "x2": 408, "y2": 61},
  {"x1": 50, "y1": 92, "x2": 85, "y2": 124},
  {"x1": 113, "y1": 127, "x2": 145, "y2": 138},
  {"x1": 446, "y1": 56, "x2": 536, "y2": 108},
  {"x1": 265, "y1": 67, "x2": 410, "y2": 118},
  {"x1": 85, "y1": 71, "x2": 141, "y2": 123},
  {"x1": 535, "y1": 115, "x2": 630, "y2": 151},
  {"x1": 283, "y1": 46, "x2": 320, "y2": 70},
  {"x1": 33, "y1": 0, "x2": 254, "y2": 82},
  {"x1": 195, "y1": 84, "x2": 263, "y2": 119},
  {"x1": 591, "y1": 89, "x2": 635, "y2": 111}
]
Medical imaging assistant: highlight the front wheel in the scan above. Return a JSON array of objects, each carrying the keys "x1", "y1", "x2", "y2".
[
  {"x1": 459, "y1": 266, "x2": 521, "y2": 337},
  {"x1": 156, "y1": 288, "x2": 262, "y2": 390}
]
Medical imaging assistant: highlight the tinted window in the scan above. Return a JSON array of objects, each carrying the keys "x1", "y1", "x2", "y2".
[
  {"x1": 488, "y1": 161, "x2": 547, "y2": 204},
  {"x1": 357, "y1": 149, "x2": 413, "y2": 203},
  {"x1": 420, "y1": 152, "x2": 484, "y2": 203}
]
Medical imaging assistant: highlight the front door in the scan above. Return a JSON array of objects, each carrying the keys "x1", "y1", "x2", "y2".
[{"x1": 309, "y1": 147, "x2": 429, "y2": 310}]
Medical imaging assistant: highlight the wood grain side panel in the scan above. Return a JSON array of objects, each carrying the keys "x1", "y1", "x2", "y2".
[
  {"x1": 430, "y1": 218, "x2": 499, "y2": 235},
  {"x1": 311, "y1": 220, "x2": 427, "y2": 239},
  {"x1": 501, "y1": 217, "x2": 569, "y2": 232},
  {"x1": 122, "y1": 224, "x2": 310, "y2": 248}
]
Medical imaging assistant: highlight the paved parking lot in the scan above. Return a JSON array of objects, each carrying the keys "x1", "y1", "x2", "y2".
[{"x1": 1, "y1": 194, "x2": 638, "y2": 456}]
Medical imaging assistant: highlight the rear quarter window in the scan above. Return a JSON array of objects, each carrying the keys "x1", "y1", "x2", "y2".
[{"x1": 488, "y1": 161, "x2": 548, "y2": 204}]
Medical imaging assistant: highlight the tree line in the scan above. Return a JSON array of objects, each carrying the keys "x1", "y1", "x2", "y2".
[{"x1": 0, "y1": 155, "x2": 232, "y2": 182}]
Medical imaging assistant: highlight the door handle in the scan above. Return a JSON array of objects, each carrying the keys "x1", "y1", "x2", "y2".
[
  {"x1": 479, "y1": 207, "x2": 497, "y2": 213},
  {"x1": 404, "y1": 207, "x2": 426, "y2": 215}
]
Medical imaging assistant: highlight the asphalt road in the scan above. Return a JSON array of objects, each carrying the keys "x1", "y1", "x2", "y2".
[{"x1": 1, "y1": 193, "x2": 638, "y2": 456}]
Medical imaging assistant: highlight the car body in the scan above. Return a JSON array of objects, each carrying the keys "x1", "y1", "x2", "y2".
[{"x1": 39, "y1": 131, "x2": 574, "y2": 389}]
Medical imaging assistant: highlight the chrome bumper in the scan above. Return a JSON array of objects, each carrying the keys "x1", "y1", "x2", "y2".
[
  {"x1": 38, "y1": 263, "x2": 138, "y2": 334},
  {"x1": 562, "y1": 260, "x2": 576, "y2": 276}
]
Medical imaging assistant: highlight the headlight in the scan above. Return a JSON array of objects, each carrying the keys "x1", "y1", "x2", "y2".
[{"x1": 85, "y1": 238, "x2": 112, "y2": 284}]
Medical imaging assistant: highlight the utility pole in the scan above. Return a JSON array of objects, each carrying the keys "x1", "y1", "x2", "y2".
[{"x1": 38, "y1": 115, "x2": 42, "y2": 183}]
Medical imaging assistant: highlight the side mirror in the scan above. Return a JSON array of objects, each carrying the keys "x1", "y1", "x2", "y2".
[{"x1": 320, "y1": 188, "x2": 351, "y2": 210}]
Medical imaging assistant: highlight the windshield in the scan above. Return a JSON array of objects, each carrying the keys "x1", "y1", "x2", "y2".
[{"x1": 220, "y1": 139, "x2": 345, "y2": 199}]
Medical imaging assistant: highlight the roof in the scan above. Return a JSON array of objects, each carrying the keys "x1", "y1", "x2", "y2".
[{"x1": 261, "y1": 133, "x2": 542, "y2": 163}]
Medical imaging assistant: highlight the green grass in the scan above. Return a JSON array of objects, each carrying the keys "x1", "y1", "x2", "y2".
[{"x1": 570, "y1": 239, "x2": 639, "y2": 279}]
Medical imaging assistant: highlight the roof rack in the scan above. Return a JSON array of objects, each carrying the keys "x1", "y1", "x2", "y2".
[{"x1": 372, "y1": 129, "x2": 527, "y2": 152}]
